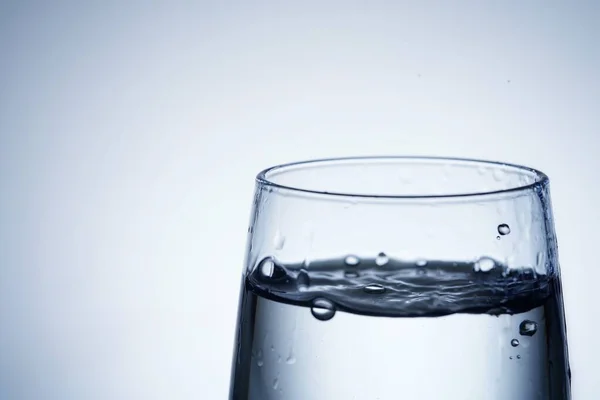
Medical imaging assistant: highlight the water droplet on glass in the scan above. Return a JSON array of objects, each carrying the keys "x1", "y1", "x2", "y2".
[
  {"x1": 375, "y1": 252, "x2": 389, "y2": 266},
  {"x1": 260, "y1": 258, "x2": 275, "y2": 277},
  {"x1": 536, "y1": 251, "x2": 544, "y2": 267},
  {"x1": 257, "y1": 359, "x2": 264, "y2": 367},
  {"x1": 474, "y1": 257, "x2": 496, "y2": 273},
  {"x1": 297, "y1": 270, "x2": 310, "y2": 291},
  {"x1": 277, "y1": 355, "x2": 281, "y2": 363},
  {"x1": 259, "y1": 257, "x2": 286, "y2": 280},
  {"x1": 519, "y1": 320, "x2": 538, "y2": 337},
  {"x1": 270, "y1": 345, "x2": 274, "y2": 352},
  {"x1": 511, "y1": 339, "x2": 520, "y2": 347},
  {"x1": 272, "y1": 377, "x2": 279, "y2": 390},
  {"x1": 345, "y1": 255, "x2": 360, "y2": 266},
  {"x1": 497, "y1": 224, "x2": 511, "y2": 235},
  {"x1": 274, "y1": 233, "x2": 286, "y2": 250},
  {"x1": 496, "y1": 235, "x2": 501, "y2": 240},
  {"x1": 516, "y1": 355, "x2": 521, "y2": 359},
  {"x1": 311, "y1": 298, "x2": 336, "y2": 321},
  {"x1": 344, "y1": 271, "x2": 359, "y2": 278},
  {"x1": 416, "y1": 259, "x2": 428, "y2": 267},
  {"x1": 509, "y1": 356, "x2": 513, "y2": 360},
  {"x1": 286, "y1": 356, "x2": 296, "y2": 365},
  {"x1": 363, "y1": 284, "x2": 386, "y2": 294}
]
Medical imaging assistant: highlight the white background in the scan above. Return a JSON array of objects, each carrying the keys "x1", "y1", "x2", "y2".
[{"x1": 0, "y1": 1, "x2": 598, "y2": 399}]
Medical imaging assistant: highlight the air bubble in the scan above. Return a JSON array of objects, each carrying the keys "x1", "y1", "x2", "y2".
[
  {"x1": 311, "y1": 298, "x2": 336, "y2": 321},
  {"x1": 474, "y1": 257, "x2": 496, "y2": 273},
  {"x1": 363, "y1": 284, "x2": 386, "y2": 294},
  {"x1": 519, "y1": 320, "x2": 538, "y2": 337},
  {"x1": 376, "y1": 252, "x2": 389, "y2": 266},
  {"x1": 497, "y1": 224, "x2": 511, "y2": 235},
  {"x1": 345, "y1": 255, "x2": 360, "y2": 266},
  {"x1": 511, "y1": 339, "x2": 519, "y2": 347}
]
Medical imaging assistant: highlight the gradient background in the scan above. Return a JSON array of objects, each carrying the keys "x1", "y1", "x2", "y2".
[{"x1": 0, "y1": 1, "x2": 598, "y2": 399}]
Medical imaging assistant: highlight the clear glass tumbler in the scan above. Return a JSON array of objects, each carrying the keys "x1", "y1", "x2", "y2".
[{"x1": 229, "y1": 156, "x2": 570, "y2": 400}]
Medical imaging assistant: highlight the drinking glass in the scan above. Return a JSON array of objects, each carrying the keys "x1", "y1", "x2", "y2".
[{"x1": 229, "y1": 156, "x2": 570, "y2": 400}]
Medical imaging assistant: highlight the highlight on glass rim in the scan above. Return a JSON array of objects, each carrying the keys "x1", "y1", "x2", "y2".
[{"x1": 229, "y1": 156, "x2": 570, "y2": 400}]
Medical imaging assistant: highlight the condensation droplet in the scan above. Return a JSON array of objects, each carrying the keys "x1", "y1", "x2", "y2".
[
  {"x1": 286, "y1": 356, "x2": 296, "y2": 365},
  {"x1": 344, "y1": 271, "x2": 359, "y2": 278},
  {"x1": 274, "y1": 232, "x2": 286, "y2": 250},
  {"x1": 519, "y1": 320, "x2": 538, "y2": 337},
  {"x1": 311, "y1": 298, "x2": 336, "y2": 321},
  {"x1": 297, "y1": 269, "x2": 310, "y2": 292},
  {"x1": 511, "y1": 339, "x2": 520, "y2": 347},
  {"x1": 516, "y1": 355, "x2": 521, "y2": 359},
  {"x1": 536, "y1": 251, "x2": 544, "y2": 267},
  {"x1": 509, "y1": 356, "x2": 513, "y2": 360},
  {"x1": 260, "y1": 258, "x2": 275, "y2": 277},
  {"x1": 258, "y1": 257, "x2": 287, "y2": 280},
  {"x1": 272, "y1": 377, "x2": 279, "y2": 390},
  {"x1": 345, "y1": 255, "x2": 360, "y2": 266},
  {"x1": 474, "y1": 257, "x2": 496, "y2": 273},
  {"x1": 416, "y1": 259, "x2": 428, "y2": 267},
  {"x1": 256, "y1": 349, "x2": 263, "y2": 366},
  {"x1": 363, "y1": 284, "x2": 386, "y2": 294},
  {"x1": 375, "y1": 252, "x2": 389, "y2": 266},
  {"x1": 498, "y1": 224, "x2": 511, "y2": 235}
]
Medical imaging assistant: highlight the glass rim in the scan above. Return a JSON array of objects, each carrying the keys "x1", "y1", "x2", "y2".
[{"x1": 256, "y1": 156, "x2": 549, "y2": 200}]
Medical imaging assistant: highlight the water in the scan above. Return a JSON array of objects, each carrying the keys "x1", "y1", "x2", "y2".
[
  {"x1": 498, "y1": 224, "x2": 511, "y2": 235},
  {"x1": 230, "y1": 257, "x2": 570, "y2": 400}
]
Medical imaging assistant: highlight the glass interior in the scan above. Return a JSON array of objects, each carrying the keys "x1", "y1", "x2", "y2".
[{"x1": 260, "y1": 157, "x2": 546, "y2": 198}]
